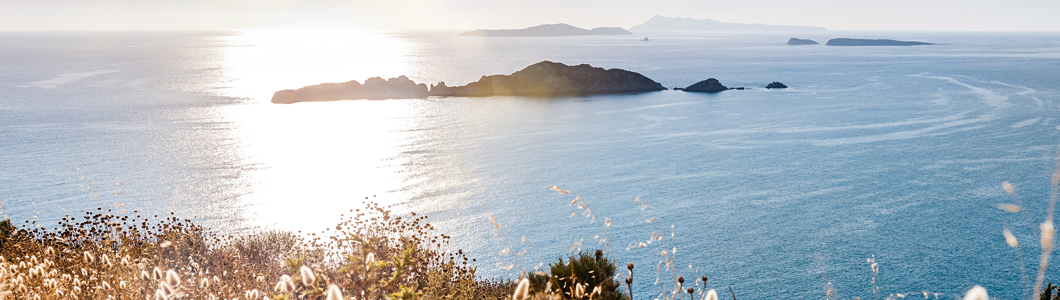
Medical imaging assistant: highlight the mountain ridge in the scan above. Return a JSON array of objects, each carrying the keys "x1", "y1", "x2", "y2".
[
  {"x1": 459, "y1": 23, "x2": 632, "y2": 37},
  {"x1": 630, "y1": 15, "x2": 826, "y2": 32}
]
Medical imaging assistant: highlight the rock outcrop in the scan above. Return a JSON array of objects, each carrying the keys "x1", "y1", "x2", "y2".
[
  {"x1": 765, "y1": 81, "x2": 788, "y2": 89},
  {"x1": 787, "y1": 38, "x2": 818, "y2": 45},
  {"x1": 271, "y1": 76, "x2": 428, "y2": 104},
  {"x1": 825, "y1": 38, "x2": 934, "y2": 46},
  {"x1": 429, "y1": 61, "x2": 666, "y2": 97},
  {"x1": 459, "y1": 24, "x2": 632, "y2": 37},
  {"x1": 681, "y1": 78, "x2": 728, "y2": 93}
]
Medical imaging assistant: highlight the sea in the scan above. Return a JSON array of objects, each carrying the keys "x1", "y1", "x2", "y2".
[{"x1": 2, "y1": 29, "x2": 1060, "y2": 299}]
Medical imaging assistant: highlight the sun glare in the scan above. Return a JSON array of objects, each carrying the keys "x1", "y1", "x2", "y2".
[
  {"x1": 210, "y1": 29, "x2": 424, "y2": 232},
  {"x1": 215, "y1": 28, "x2": 414, "y2": 104}
]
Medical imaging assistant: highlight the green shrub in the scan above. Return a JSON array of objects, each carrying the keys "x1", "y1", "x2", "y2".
[{"x1": 528, "y1": 249, "x2": 626, "y2": 300}]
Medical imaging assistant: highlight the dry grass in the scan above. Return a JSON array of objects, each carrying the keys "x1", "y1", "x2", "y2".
[{"x1": 0, "y1": 202, "x2": 513, "y2": 300}]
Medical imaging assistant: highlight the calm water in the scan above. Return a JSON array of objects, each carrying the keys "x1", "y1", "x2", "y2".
[{"x1": 2, "y1": 30, "x2": 1060, "y2": 299}]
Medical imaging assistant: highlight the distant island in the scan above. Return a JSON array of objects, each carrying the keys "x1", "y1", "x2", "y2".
[
  {"x1": 271, "y1": 76, "x2": 427, "y2": 104},
  {"x1": 431, "y1": 61, "x2": 665, "y2": 96},
  {"x1": 459, "y1": 23, "x2": 632, "y2": 37},
  {"x1": 765, "y1": 81, "x2": 788, "y2": 89},
  {"x1": 825, "y1": 38, "x2": 935, "y2": 46},
  {"x1": 787, "y1": 38, "x2": 819, "y2": 45},
  {"x1": 630, "y1": 15, "x2": 826, "y2": 32},
  {"x1": 272, "y1": 61, "x2": 666, "y2": 103}
]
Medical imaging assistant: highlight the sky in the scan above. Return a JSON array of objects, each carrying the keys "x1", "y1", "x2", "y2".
[{"x1": 2, "y1": 0, "x2": 1059, "y2": 31}]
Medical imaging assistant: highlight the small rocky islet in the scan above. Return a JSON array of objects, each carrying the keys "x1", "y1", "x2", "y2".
[{"x1": 272, "y1": 61, "x2": 789, "y2": 104}]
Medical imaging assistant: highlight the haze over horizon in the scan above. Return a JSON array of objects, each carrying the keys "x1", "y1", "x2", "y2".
[{"x1": 2, "y1": 0, "x2": 1059, "y2": 32}]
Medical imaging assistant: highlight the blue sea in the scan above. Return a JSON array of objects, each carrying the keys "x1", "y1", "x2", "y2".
[{"x1": 2, "y1": 29, "x2": 1060, "y2": 299}]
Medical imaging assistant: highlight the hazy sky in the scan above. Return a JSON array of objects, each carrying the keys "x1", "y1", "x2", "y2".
[{"x1": 2, "y1": 0, "x2": 1059, "y2": 31}]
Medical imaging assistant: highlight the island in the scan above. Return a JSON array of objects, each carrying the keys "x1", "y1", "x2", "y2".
[
  {"x1": 271, "y1": 76, "x2": 428, "y2": 104},
  {"x1": 787, "y1": 38, "x2": 818, "y2": 45},
  {"x1": 459, "y1": 24, "x2": 632, "y2": 37},
  {"x1": 630, "y1": 15, "x2": 826, "y2": 32},
  {"x1": 272, "y1": 61, "x2": 667, "y2": 103},
  {"x1": 680, "y1": 78, "x2": 728, "y2": 93},
  {"x1": 825, "y1": 38, "x2": 934, "y2": 46},
  {"x1": 765, "y1": 81, "x2": 788, "y2": 89},
  {"x1": 428, "y1": 61, "x2": 666, "y2": 97}
]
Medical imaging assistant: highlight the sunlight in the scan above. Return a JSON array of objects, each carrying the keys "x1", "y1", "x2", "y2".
[
  {"x1": 214, "y1": 28, "x2": 415, "y2": 103},
  {"x1": 209, "y1": 29, "x2": 426, "y2": 232}
]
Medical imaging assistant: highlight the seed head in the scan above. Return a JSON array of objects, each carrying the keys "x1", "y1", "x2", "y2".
[
  {"x1": 1042, "y1": 221, "x2": 1055, "y2": 251},
  {"x1": 165, "y1": 269, "x2": 180, "y2": 287},
  {"x1": 701, "y1": 276, "x2": 708, "y2": 283},
  {"x1": 627, "y1": 263, "x2": 634, "y2": 271},
  {"x1": 688, "y1": 287, "x2": 695, "y2": 295},
  {"x1": 962, "y1": 285, "x2": 988, "y2": 300},
  {"x1": 678, "y1": 276, "x2": 684, "y2": 285},
  {"x1": 284, "y1": 278, "x2": 296, "y2": 293},
  {"x1": 140, "y1": 271, "x2": 150, "y2": 281},
  {"x1": 513, "y1": 277, "x2": 530, "y2": 300},
  {"x1": 154, "y1": 289, "x2": 168, "y2": 300},
  {"x1": 300, "y1": 266, "x2": 316, "y2": 286},
  {"x1": 326, "y1": 284, "x2": 344, "y2": 300},
  {"x1": 152, "y1": 267, "x2": 163, "y2": 281},
  {"x1": 625, "y1": 277, "x2": 633, "y2": 285},
  {"x1": 997, "y1": 204, "x2": 1022, "y2": 213},
  {"x1": 1003, "y1": 228, "x2": 1019, "y2": 248},
  {"x1": 705, "y1": 289, "x2": 718, "y2": 300},
  {"x1": 1002, "y1": 182, "x2": 1015, "y2": 194}
]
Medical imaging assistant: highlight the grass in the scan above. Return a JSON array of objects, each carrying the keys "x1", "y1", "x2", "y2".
[{"x1": 0, "y1": 202, "x2": 512, "y2": 300}]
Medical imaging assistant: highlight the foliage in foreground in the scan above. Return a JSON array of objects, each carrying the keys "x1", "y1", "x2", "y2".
[
  {"x1": 0, "y1": 203, "x2": 512, "y2": 300},
  {"x1": 527, "y1": 250, "x2": 625, "y2": 300}
]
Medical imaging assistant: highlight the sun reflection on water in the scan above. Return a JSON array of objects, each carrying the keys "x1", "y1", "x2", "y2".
[
  {"x1": 212, "y1": 29, "x2": 430, "y2": 232},
  {"x1": 221, "y1": 99, "x2": 430, "y2": 233}
]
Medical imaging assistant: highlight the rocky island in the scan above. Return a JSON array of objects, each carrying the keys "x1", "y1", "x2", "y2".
[
  {"x1": 459, "y1": 24, "x2": 632, "y2": 37},
  {"x1": 766, "y1": 81, "x2": 788, "y2": 89},
  {"x1": 271, "y1": 76, "x2": 428, "y2": 104},
  {"x1": 825, "y1": 38, "x2": 934, "y2": 46},
  {"x1": 429, "y1": 61, "x2": 666, "y2": 97},
  {"x1": 787, "y1": 38, "x2": 818, "y2": 45},
  {"x1": 679, "y1": 78, "x2": 728, "y2": 93},
  {"x1": 272, "y1": 61, "x2": 666, "y2": 103}
]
